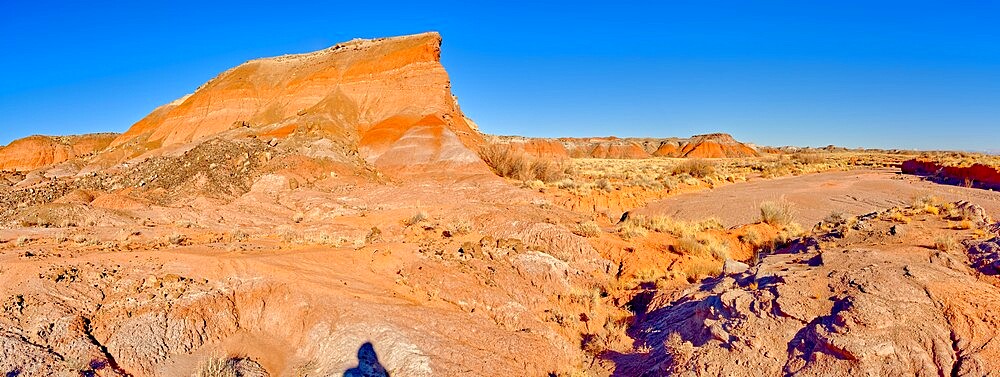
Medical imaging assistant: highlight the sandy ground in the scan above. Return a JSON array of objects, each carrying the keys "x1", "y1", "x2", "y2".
[{"x1": 637, "y1": 168, "x2": 1000, "y2": 227}]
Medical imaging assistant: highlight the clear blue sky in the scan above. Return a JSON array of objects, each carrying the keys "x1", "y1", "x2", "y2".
[{"x1": 1, "y1": 1, "x2": 998, "y2": 151}]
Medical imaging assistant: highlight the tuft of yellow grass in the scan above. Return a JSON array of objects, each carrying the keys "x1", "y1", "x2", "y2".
[
  {"x1": 759, "y1": 200, "x2": 795, "y2": 227},
  {"x1": 574, "y1": 221, "x2": 602, "y2": 238}
]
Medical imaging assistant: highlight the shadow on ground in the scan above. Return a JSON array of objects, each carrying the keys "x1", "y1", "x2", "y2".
[{"x1": 345, "y1": 342, "x2": 390, "y2": 377}]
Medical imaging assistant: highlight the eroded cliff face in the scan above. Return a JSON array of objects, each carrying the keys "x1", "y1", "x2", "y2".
[
  {"x1": 0, "y1": 134, "x2": 118, "y2": 172},
  {"x1": 108, "y1": 32, "x2": 486, "y2": 174}
]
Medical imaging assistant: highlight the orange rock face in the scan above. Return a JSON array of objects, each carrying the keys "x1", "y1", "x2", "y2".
[
  {"x1": 0, "y1": 133, "x2": 118, "y2": 171},
  {"x1": 111, "y1": 32, "x2": 485, "y2": 174}
]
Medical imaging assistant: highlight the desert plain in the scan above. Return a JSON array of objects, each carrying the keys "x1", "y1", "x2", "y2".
[{"x1": 2, "y1": 32, "x2": 1000, "y2": 376}]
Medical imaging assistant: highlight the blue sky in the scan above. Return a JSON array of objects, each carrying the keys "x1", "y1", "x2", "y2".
[{"x1": 1, "y1": 1, "x2": 998, "y2": 151}]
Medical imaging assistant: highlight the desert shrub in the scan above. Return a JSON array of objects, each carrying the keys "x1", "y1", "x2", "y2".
[
  {"x1": 574, "y1": 221, "x2": 602, "y2": 238},
  {"x1": 403, "y1": 211, "x2": 429, "y2": 226},
  {"x1": 759, "y1": 200, "x2": 795, "y2": 227},
  {"x1": 595, "y1": 179, "x2": 613, "y2": 192},
  {"x1": 823, "y1": 211, "x2": 846, "y2": 225},
  {"x1": 775, "y1": 222, "x2": 805, "y2": 245},
  {"x1": 195, "y1": 356, "x2": 237, "y2": 377},
  {"x1": 934, "y1": 236, "x2": 959, "y2": 251},
  {"x1": 888, "y1": 210, "x2": 911, "y2": 224},
  {"x1": 911, "y1": 195, "x2": 939, "y2": 208},
  {"x1": 953, "y1": 220, "x2": 973, "y2": 230},
  {"x1": 672, "y1": 159, "x2": 716, "y2": 178},
  {"x1": 529, "y1": 160, "x2": 565, "y2": 182},
  {"x1": 480, "y1": 144, "x2": 529, "y2": 180},
  {"x1": 479, "y1": 144, "x2": 565, "y2": 182}
]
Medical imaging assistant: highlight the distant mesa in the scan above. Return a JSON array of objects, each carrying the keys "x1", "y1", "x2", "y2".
[
  {"x1": 0, "y1": 133, "x2": 118, "y2": 171},
  {"x1": 488, "y1": 132, "x2": 760, "y2": 160}
]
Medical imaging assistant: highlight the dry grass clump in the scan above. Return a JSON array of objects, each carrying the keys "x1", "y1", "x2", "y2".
[
  {"x1": 73, "y1": 234, "x2": 91, "y2": 244},
  {"x1": 759, "y1": 200, "x2": 795, "y2": 227},
  {"x1": 681, "y1": 258, "x2": 723, "y2": 282},
  {"x1": 674, "y1": 233, "x2": 730, "y2": 260},
  {"x1": 530, "y1": 160, "x2": 566, "y2": 183},
  {"x1": 479, "y1": 144, "x2": 566, "y2": 182},
  {"x1": 934, "y1": 236, "x2": 959, "y2": 251},
  {"x1": 887, "y1": 210, "x2": 912, "y2": 224},
  {"x1": 617, "y1": 221, "x2": 648, "y2": 239},
  {"x1": 672, "y1": 159, "x2": 716, "y2": 179},
  {"x1": 574, "y1": 221, "x2": 602, "y2": 238},
  {"x1": 403, "y1": 211, "x2": 429, "y2": 226},
  {"x1": 952, "y1": 220, "x2": 974, "y2": 230}
]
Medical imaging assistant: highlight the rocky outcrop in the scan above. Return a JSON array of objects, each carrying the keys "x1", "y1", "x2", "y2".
[
  {"x1": 108, "y1": 32, "x2": 486, "y2": 174},
  {"x1": 0, "y1": 133, "x2": 118, "y2": 171},
  {"x1": 902, "y1": 159, "x2": 1000, "y2": 190},
  {"x1": 610, "y1": 207, "x2": 1000, "y2": 376},
  {"x1": 487, "y1": 133, "x2": 759, "y2": 160}
]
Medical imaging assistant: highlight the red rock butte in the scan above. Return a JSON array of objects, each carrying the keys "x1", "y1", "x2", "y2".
[{"x1": 104, "y1": 32, "x2": 486, "y2": 174}]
